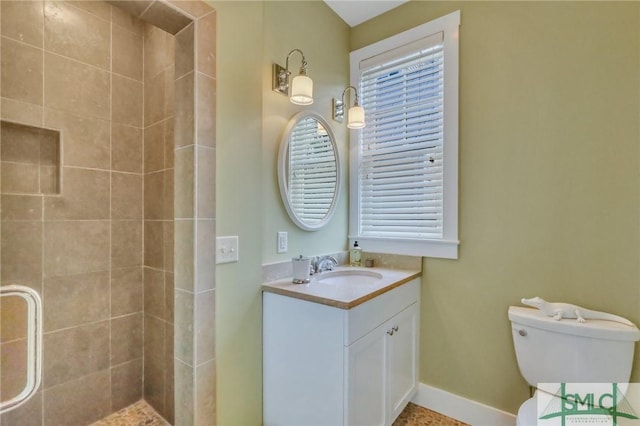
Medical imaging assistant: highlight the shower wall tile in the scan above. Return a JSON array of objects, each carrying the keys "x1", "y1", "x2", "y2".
[
  {"x1": 165, "y1": 272, "x2": 175, "y2": 321},
  {"x1": 1, "y1": 98, "x2": 43, "y2": 128},
  {"x1": 112, "y1": 74, "x2": 143, "y2": 127},
  {"x1": 165, "y1": 68, "x2": 176, "y2": 118},
  {"x1": 112, "y1": 27, "x2": 143, "y2": 81},
  {"x1": 194, "y1": 358, "x2": 216, "y2": 425},
  {"x1": 0, "y1": 338, "x2": 27, "y2": 399},
  {"x1": 111, "y1": 358, "x2": 143, "y2": 412},
  {"x1": 144, "y1": 266, "x2": 165, "y2": 320},
  {"x1": 196, "y1": 12, "x2": 216, "y2": 78},
  {"x1": 1, "y1": 0, "x2": 44, "y2": 48},
  {"x1": 1, "y1": 194, "x2": 42, "y2": 221},
  {"x1": 196, "y1": 73, "x2": 216, "y2": 148},
  {"x1": 175, "y1": 146, "x2": 194, "y2": 218},
  {"x1": 141, "y1": 0, "x2": 191, "y2": 35},
  {"x1": 1, "y1": 37, "x2": 43, "y2": 106},
  {"x1": 111, "y1": 312, "x2": 143, "y2": 365},
  {"x1": 112, "y1": 123, "x2": 143, "y2": 173},
  {"x1": 144, "y1": 172, "x2": 165, "y2": 220},
  {"x1": 174, "y1": 289, "x2": 194, "y2": 363},
  {"x1": 175, "y1": 23, "x2": 194, "y2": 79},
  {"x1": 144, "y1": 24, "x2": 171, "y2": 81},
  {"x1": 168, "y1": 0, "x2": 213, "y2": 19},
  {"x1": 44, "y1": 52, "x2": 110, "y2": 120},
  {"x1": 44, "y1": 167, "x2": 110, "y2": 220},
  {"x1": 1, "y1": 294, "x2": 28, "y2": 342},
  {"x1": 44, "y1": 108, "x2": 110, "y2": 170},
  {"x1": 111, "y1": 220, "x2": 143, "y2": 268},
  {"x1": 174, "y1": 219, "x2": 194, "y2": 291},
  {"x1": 195, "y1": 219, "x2": 215, "y2": 292},
  {"x1": 0, "y1": 390, "x2": 42, "y2": 426},
  {"x1": 144, "y1": 220, "x2": 164, "y2": 269},
  {"x1": 174, "y1": 359, "x2": 194, "y2": 426},
  {"x1": 196, "y1": 146, "x2": 215, "y2": 218},
  {"x1": 144, "y1": 121, "x2": 165, "y2": 173},
  {"x1": 144, "y1": 71, "x2": 166, "y2": 127},
  {"x1": 175, "y1": 72, "x2": 194, "y2": 148},
  {"x1": 194, "y1": 289, "x2": 215, "y2": 363},
  {"x1": 164, "y1": 221, "x2": 174, "y2": 271},
  {"x1": 44, "y1": 220, "x2": 109, "y2": 277},
  {"x1": 43, "y1": 370, "x2": 110, "y2": 426},
  {"x1": 111, "y1": 5, "x2": 144, "y2": 35},
  {"x1": 1, "y1": 220, "x2": 42, "y2": 285},
  {"x1": 164, "y1": 118, "x2": 175, "y2": 167},
  {"x1": 143, "y1": 314, "x2": 166, "y2": 413},
  {"x1": 108, "y1": 0, "x2": 153, "y2": 20},
  {"x1": 164, "y1": 325, "x2": 175, "y2": 425},
  {"x1": 112, "y1": 172, "x2": 143, "y2": 219},
  {"x1": 44, "y1": 1, "x2": 111, "y2": 70},
  {"x1": 1, "y1": 122, "x2": 43, "y2": 163},
  {"x1": 67, "y1": 0, "x2": 112, "y2": 21},
  {"x1": 43, "y1": 271, "x2": 110, "y2": 332},
  {"x1": 42, "y1": 320, "x2": 110, "y2": 388},
  {"x1": 111, "y1": 267, "x2": 143, "y2": 316},
  {"x1": 1, "y1": 162, "x2": 40, "y2": 193}
]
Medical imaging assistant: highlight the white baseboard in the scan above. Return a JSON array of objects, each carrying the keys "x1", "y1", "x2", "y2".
[{"x1": 411, "y1": 382, "x2": 517, "y2": 426}]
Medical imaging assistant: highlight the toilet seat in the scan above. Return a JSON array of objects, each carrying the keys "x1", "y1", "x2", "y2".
[{"x1": 515, "y1": 395, "x2": 537, "y2": 426}]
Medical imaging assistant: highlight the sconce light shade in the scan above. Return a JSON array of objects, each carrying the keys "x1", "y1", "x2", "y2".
[
  {"x1": 290, "y1": 74, "x2": 313, "y2": 105},
  {"x1": 347, "y1": 105, "x2": 365, "y2": 129}
]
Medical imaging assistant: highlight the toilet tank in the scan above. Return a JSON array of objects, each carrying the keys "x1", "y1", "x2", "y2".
[{"x1": 508, "y1": 306, "x2": 640, "y2": 387}]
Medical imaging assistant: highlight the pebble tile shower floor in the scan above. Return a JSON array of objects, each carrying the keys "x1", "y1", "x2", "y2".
[{"x1": 92, "y1": 400, "x2": 467, "y2": 426}]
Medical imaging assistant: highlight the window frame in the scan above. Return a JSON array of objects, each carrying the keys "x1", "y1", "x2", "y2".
[{"x1": 349, "y1": 10, "x2": 460, "y2": 259}]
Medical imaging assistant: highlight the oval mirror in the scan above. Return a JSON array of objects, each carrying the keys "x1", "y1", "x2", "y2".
[{"x1": 278, "y1": 111, "x2": 341, "y2": 231}]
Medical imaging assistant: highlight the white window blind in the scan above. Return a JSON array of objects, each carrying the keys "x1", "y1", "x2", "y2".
[
  {"x1": 288, "y1": 117, "x2": 337, "y2": 225},
  {"x1": 359, "y1": 35, "x2": 445, "y2": 239}
]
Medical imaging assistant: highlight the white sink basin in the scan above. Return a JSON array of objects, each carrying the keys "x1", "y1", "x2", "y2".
[{"x1": 315, "y1": 269, "x2": 383, "y2": 286}]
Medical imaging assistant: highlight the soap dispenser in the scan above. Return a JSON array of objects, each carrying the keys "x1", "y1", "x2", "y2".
[{"x1": 350, "y1": 241, "x2": 362, "y2": 267}]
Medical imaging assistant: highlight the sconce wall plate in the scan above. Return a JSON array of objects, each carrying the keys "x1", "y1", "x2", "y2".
[
  {"x1": 332, "y1": 98, "x2": 344, "y2": 123},
  {"x1": 273, "y1": 63, "x2": 289, "y2": 96}
]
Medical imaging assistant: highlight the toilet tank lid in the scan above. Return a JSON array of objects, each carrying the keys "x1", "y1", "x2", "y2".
[{"x1": 508, "y1": 306, "x2": 640, "y2": 342}]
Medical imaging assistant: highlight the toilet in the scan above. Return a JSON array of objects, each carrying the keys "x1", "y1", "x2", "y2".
[{"x1": 508, "y1": 305, "x2": 640, "y2": 426}]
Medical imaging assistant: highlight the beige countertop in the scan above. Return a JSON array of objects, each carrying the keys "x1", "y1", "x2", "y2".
[{"x1": 261, "y1": 266, "x2": 422, "y2": 309}]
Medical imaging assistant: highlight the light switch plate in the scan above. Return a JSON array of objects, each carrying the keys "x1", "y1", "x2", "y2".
[
  {"x1": 277, "y1": 231, "x2": 288, "y2": 253},
  {"x1": 216, "y1": 236, "x2": 239, "y2": 264}
]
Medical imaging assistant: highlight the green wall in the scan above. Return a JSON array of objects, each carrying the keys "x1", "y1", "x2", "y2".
[
  {"x1": 214, "y1": 0, "x2": 640, "y2": 423},
  {"x1": 353, "y1": 1, "x2": 640, "y2": 413},
  {"x1": 213, "y1": 1, "x2": 349, "y2": 424}
]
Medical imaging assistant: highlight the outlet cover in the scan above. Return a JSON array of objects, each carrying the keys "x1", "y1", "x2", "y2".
[
  {"x1": 216, "y1": 236, "x2": 239, "y2": 264},
  {"x1": 277, "y1": 231, "x2": 288, "y2": 253}
]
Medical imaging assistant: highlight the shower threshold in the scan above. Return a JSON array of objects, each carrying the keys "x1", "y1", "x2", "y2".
[{"x1": 90, "y1": 400, "x2": 169, "y2": 426}]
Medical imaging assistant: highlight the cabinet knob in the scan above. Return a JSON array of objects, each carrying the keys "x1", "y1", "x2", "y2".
[{"x1": 387, "y1": 329, "x2": 394, "y2": 336}]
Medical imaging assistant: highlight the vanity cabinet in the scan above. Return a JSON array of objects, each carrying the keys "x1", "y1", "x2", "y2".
[{"x1": 263, "y1": 278, "x2": 419, "y2": 426}]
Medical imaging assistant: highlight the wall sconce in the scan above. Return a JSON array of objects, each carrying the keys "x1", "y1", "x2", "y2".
[
  {"x1": 332, "y1": 86, "x2": 365, "y2": 129},
  {"x1": 273, "y1": 49, "x2": 313, "y2": 105}
]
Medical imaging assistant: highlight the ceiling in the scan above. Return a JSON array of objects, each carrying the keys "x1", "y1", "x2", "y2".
[{"x1": 323, "y1": 0, "x2": 409, "y2": 27}]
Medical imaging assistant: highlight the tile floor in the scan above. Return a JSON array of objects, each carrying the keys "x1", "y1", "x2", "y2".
[{"x1": 92, "y1": 399, "x2": 466, "y2": 426}]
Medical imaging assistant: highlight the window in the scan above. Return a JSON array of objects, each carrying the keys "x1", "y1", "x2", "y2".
[{"x1": 349, "y1": 11, "x2": 460, "y2": 259}]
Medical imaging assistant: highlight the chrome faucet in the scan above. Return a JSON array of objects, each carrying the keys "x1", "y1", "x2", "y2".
[{"x1": 313, "y1": 255, "x2": 338, "y2": 274}]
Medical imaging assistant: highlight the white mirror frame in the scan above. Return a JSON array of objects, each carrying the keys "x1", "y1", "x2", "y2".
[{"x1": 277, "y1": 111, "x2": 341, "y2": 231}]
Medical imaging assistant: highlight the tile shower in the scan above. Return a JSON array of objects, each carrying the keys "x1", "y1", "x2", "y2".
[{"x1": 0, "y1": 1, "x2": 216, "y2": 425}]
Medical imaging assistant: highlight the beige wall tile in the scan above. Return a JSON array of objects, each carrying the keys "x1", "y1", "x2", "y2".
[
  {"x1": 43, "y1": 370, "x2": 110, "y2": 425},
  {"x1": 164, "y1": 167, "x2": 174, "y2": 220},
  {"x1": 196, "y1": 145, "x2": 215, "y2": 218},
  {"x1": 1, "y1": 195, "x2": 42, "y2": 221},
  {"x1": 194, "y1": 289, "x2": 215, "y2": 364},
  {"x1": 144, "y1": 171, "x2": 165, "y2": 221},
  {"x1": 144, "y1": 266, "x2": 165, "y2": 320},
  {"x1": 196, "y1": 73, "x2": 216, "y2": 148},
  {"x1": 0, "y1": 162, "x2": 39, "y2": 194},
  {"x1": 44, "y1": 167, "x2": 110, "y2": 220},
  {"x1": 111, "y1": 266, "x2": 143, "y2": 316},
  {"x1": 1, "y1": 37, "x2": 43, "y2": 106},
  {"x1": 111, "y1": 5, "x2": 144, "y2": 35},
  {"x1": 165, "y1": 272, "x2": 174, "y2": 322},
  {"x1": 174, "y1": 359, "x2": 194, "y2": 426},
  {"x1": 112, "y1": 172, "x2": 143, "y2": 219},
  {"x1": 44, "y1": 52, "x2": 110, "y2": 120},
  {"x1": 112, "y1": 74, "x2": 143, "y2": 127},
  {"x1": 43, "y1": 271, "x2": 110, "y2": 332},
  {"x1": 44, "y1": 1, "x2": 111, "y2": 70},
  {"x1": 141, "y1": 0, "x2": 192, "y2": 35},
  {"x1": 165, "y1": 68, "x2": 176, "y2": 118},
  {"x1": 42, "y1": 320, "x2": 110, "y2": 388},
  {"x1": 0, "y1": 390, "x2": 42, "y2": 426},
  {"x1": 164, "y1": 324, "x2": 175, "y2": 424},
  {"x1": 1, "y1": 339, "x2": 28, "y2": 401},
  {"x1": 195, "y1": 219, "x2": 215, "y2": 292},
  {"x1": 111, "y1": 220, "x2": 143, "y2": 268},
  {"x1": 174, "y1": 72, "x2": 194, "y2": 148},
  {"x1": 108, "y1": 1, "x2": 153, "y2": 20},
  {"x1": 113, "y1": 26, "x2": 143, "y2": 81},
  {"x1": 164, "y1": 118, "x2": 175, "y2": 167},
  {"x1": 196, "y1": 12, "x2": 215, "y2": 78},
  {"x1": 144, "y1": 220, "x2": 164, "y2": 269},
  {"x1": 67, "y1": 1, "x2": 112, "y2": 21},
  {"x1": 0, "y1": 295, "x2": 27, "y2": 342},
  {"x1": 112, "y1": 123, "x2": 143, "y2": 173},
  {"x1": 144, "y1": 71, "x2": 166, "y2": 127},
  {"x1": 175, "y1": 146, "x2": 194, "y2": 218},
  {"x1": 168, "y1": 1, "x2": 213, "y2": 19},
  {"x1": 144, "y1": 121, "x2": 164, "y2": 173},
  {"x1": 39, "y1": 165, "x2": 59, "y2": 194},
  {"x1": 1, "y1": 221, "x2": 42, "y2": 284},
  {"x1": 1, "y1": 98, "x2": 43, "y2": 127},
  {"x1": 144, "y1": 24, "x2": 172, "y2": 81},
  {"x1": 111, "y1": 312, "x2": 143, "y2": 365},
  {"x1": 44, "y1": 220, "x2": 109, "y2": 277},
  {"x1": 174, "y1": 289, "x2": 193, "y2": 364},
  {"x1": 44, "y1": 106, "x2": 110, "y2": 170},
  {"x1": 1, "y1": 121, "x2": 43, "y2": 164},
  {"x1": 164, "y1": 218, "x2": 174, "y2": 272},
  {"x1": 143, "y1": 313, "x2": 166, "y2": 414},
  {"x1": 194, "y1": 358, "x2": 216, "y2": 425},
  {"x1": 111, "y1": 359, "x2": 143, "y2": 412},
  {"x1": 174, "y1": 219, "x2": 193, "y2": 291},
  {"x1": 175, "y1": 22, "x2": 194, "y2": 79},
  {"x1": 1, "y1": 1, "x2": 44, "y2": 48}
]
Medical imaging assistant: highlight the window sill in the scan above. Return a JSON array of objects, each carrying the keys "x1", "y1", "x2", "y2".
[{"x1": 348, "y1": 236, "x2": 459, "y2": 260}]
